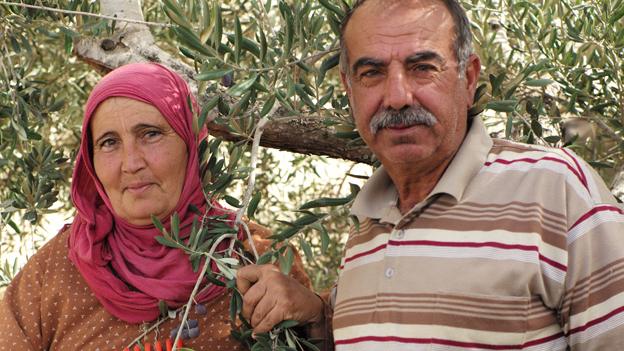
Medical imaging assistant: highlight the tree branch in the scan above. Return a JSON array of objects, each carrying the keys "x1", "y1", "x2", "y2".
[
  {"x1": 73, "y1": 0, "x2": 374, "y2": 164},
  {"x1": 0, "y1": 1, "x2": 171, "y2": 27},
  {"x1": 206, "y1": 115, "x2": 372, "y2": 163}
]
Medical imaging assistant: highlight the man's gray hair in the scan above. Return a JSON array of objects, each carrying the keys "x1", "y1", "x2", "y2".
[{"x1": 339, "y1": 0, "x2": 473, "y2": 76}]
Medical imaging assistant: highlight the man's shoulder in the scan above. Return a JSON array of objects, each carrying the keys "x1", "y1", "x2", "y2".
[
  {"x1": 490, "y1": 137, "x2": 559, "y2": 155},
  {"x1": 485, "y1": 138, "x2": 603, "y2": 200},
  {"x1": 488, "y1": 138, "x2": 581, "y2": 168}
]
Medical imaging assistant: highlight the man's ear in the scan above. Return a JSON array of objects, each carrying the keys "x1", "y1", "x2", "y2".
[
  {"x1": 463, "y1": 53, "x2": 481, "y2": 108},
  {"x1": 340, "y1": 70, "x2": 352, "y2": 97}
]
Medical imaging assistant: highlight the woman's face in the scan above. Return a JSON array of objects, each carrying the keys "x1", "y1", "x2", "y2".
[{"x1": 91, "y1": 97, "x2": 188, "y2": 226}]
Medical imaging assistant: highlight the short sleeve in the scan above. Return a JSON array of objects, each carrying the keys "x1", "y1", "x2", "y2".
[{"x1": 559, "y1": 150, "x2": 624, "y2": 349}]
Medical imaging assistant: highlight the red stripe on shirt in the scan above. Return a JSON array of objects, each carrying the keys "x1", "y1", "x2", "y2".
[
  {"x1": 538, "y1": 253, "x2": 567, "y2": 271},
  {"x1": 484, "y1": 156, "x2": 588, "y2": 192},
  {"x1": 335, "y1": 332, "x2": 564, "y2": 349},
  {"x1": 388, "y1": 240, "x2": 566, "y2": 271},
  {"x1": 561, "y1": 148, "x2": 588, "y2": 189},
  {"x1": 343, "y1": 243, "x2": 387, "y2": 264},
  {"x1": 388, "y1": 240, "x2": 536, "y2": 251},
  {"x1": 567, "y1": 305, "x2": 624, "y2": 336},
  {"x1": 343, "y1": 240, "x2": 566, "y2": 272},
  {"x1": 569, "y1": 205, "x2": 624, "y2": 231}
]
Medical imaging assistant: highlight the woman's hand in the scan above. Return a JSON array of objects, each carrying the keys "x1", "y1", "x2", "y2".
[{"x1": 236, "y1": 264, "x2": 324, "y2": 333}]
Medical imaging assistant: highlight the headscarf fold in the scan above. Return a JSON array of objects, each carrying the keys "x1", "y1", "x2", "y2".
[{"x1": 68, "y1": 63, "x2": 237, "y2": 323}]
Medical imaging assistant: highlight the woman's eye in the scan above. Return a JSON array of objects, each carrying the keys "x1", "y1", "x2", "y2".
[
  {"x1": 144, "y1": 130, "x2": 162, "y2": 139},
  {"x1": 99, "y1": 138, "x2": 117, "y2": 149}
]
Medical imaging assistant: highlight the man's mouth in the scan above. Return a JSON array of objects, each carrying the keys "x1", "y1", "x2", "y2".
[
  {"x1": 385, "y1": 121, "x2": 426, "y2": 130},
  {"x1": 386, "y1": 123, "x2": 412, "y2": 129}
]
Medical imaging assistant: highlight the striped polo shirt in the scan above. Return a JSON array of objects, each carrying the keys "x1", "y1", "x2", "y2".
[{"x1": 333, "y1": 117, "x2": 624, "y2": 350}]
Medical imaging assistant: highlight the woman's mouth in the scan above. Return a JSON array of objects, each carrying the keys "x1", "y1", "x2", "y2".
[{"x1": 124, "y1": 183, "x2": 154, "y2": 194}]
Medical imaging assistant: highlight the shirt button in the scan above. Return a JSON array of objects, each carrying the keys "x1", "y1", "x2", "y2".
[
  {"x1": 395, "y1": 229, "x2": 405, "y2": 239},
  {"x1": 385, "y1": 267, "x2": 395, "y2": 278}
]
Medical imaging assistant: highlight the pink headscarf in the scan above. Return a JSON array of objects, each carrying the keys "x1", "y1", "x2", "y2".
[{"x1": 68, "y1": 63, "x2": 236, "y2": 323}]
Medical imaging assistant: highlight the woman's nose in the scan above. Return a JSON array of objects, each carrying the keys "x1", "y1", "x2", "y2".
[{"x1": 121, "y1": 143, "x2": 146, "y2": 173}]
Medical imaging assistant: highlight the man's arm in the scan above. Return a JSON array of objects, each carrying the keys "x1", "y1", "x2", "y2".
[{"x1": 560, "y1": 151, "x2": 624, "y2": 349}]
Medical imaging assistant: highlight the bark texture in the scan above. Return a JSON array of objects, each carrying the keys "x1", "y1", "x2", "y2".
[
  {"x1": 73, "y1": 0, "x2": 374, "y2": 164},
  {"x1": 74, "y1": 0, "x2": 624, "y2": 185}
]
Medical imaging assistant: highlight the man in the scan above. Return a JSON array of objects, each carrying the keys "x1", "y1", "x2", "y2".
[{"x1": 237, "y1": 0, "x2": 624, "y2": 349}]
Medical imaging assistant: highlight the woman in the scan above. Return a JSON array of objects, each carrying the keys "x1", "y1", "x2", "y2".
[{"x1": 0, "y1": 63, "x2": 309, "y2": 350}]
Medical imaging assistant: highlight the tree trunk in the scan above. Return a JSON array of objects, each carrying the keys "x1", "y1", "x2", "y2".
[{"x1": 73, "y1": 0, "x2": 374, "y2": 164}]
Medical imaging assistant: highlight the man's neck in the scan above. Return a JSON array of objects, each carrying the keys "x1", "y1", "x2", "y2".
[{"x1": 385, "y1": 155, "x2": 454, "y2": 215}]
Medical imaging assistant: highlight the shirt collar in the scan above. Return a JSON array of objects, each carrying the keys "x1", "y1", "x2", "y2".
[{"x1": 350, "y1": 117, "x2": 493, "y2": 222}]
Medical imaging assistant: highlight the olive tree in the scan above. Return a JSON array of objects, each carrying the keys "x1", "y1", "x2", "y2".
[{"x1": 1, "y1": 0, "x2": 623, "y2": 346}]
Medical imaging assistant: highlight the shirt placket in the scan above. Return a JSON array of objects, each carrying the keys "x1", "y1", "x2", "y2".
[{"x1": 379, "y1": 197, "x2": 435, "y2": 296}]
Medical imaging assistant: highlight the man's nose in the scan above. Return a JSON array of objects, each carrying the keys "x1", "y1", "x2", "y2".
[
  {"x1": 383, "y1": 68, "x2": 414, "y2": 110},
  {"x1": 121, "y1": 143, "x2": 146, "y2": 174}
]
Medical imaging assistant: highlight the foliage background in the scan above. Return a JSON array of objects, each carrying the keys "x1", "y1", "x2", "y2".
[{"x1": 1, "y1": 0, "x2": 623, "y2": 292}]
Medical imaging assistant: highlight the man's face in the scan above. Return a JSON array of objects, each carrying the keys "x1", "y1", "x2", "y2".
[{"x1": 341, "y1": 0, "x2": 479, "y2": 170}]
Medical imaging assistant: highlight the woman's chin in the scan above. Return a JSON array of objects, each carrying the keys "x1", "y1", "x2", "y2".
[{"x1": 120, "y1": 207, "x2": 168, "y2": 226}]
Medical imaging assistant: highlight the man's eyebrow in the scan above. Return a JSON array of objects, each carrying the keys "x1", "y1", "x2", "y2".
[
  {"x1": 405, "y1": 51, "x2": 445, "y2": 65},
  {"x1": 351, "y1": 57, "x2": 385, "y2": 74},
  {"x1": 351, "y1": 51, "x2": 446, "y2": 73}
]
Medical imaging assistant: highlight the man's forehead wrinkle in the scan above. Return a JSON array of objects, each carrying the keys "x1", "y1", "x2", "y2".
[
  {"x1": 349, "y1": 2, "x2": 453, "y2": 45},
  {"x1": 360, "y1": 0, "x2": 441, "y2": 14},
  {"x1": 361, "y1": 0, "x2": 448, "y2": 22},
  {"x1": 371, "y1": 26, "x2": 438, "y2": 40}
]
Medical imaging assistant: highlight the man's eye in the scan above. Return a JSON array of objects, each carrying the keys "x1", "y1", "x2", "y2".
[
  {"x1": 412, "y1": 64, "x2": 437, "y2": 72},
  {"x1": 360, "y1": 69, "x2": 381, "y2": 78}
]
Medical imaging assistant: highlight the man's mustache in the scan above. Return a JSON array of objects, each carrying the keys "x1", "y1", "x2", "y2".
[{"x1": 369, "y1": 105, "x2": 437, "y2": 135}]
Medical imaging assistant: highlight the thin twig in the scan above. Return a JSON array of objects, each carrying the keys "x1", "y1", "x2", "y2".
[
  {"x1": 1, "y1": 39, "x2": 23, "y2": 159},
  {"x1": 0, "y1": 1, "x2": 171, "y2": 27},
  {"x1": 172, "y1": 257, "x2": 211, "y2": 350},
  {"x1": 126, "y1": 233, "x2": 236, "y2": 350},
  {"x1": 125, "y1": 305, "x2": 183, "y2": 348},
  {"x1": 235, "y1": 117, "x2": 269, "y2": 226},
  {"x1": 239, "y1": 220, "x2": 259, "y2": 260},
  {"x1": 245, "y1": 47, "x2": 339, "y2": 73},
  {"x1": 514, "y1": 112, "x2": 550, "y2": 146},
  {"x1": 214, "y1": 46, "x2": 338, "y2": 75},
  {"x1": 587, "y1": 113, "x2": 623, "y2": 142},
  {"x1": 234, "y1": 117, "x2": 269, "y2": 261},
  {"x1": 0, "y1": 47, "x2": 13, "y2": 90},
  {"x1": 334, "y1": 163, "x2": 357, "y2": 198},
  {"x1": 257, "y1": 0, "x2": 278, "y2": 39},
  {"x1": 0, "y1": 41, "x2": 18, "y2": 114},
  {"x1": 172, "y1": 233, "x2": 236, "y2": 351}
]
